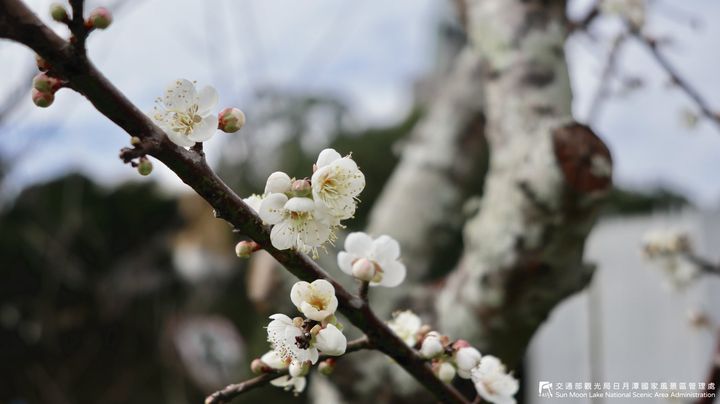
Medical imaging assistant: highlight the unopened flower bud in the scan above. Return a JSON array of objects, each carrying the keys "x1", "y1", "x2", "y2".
[
  {"x1": 351, "y1": 258, "x2": 376, "y2": 282},
  {"x1": 49, "y1": 3, "x2": 68, "y2": 22},
  {"x1": 218, "y1": 107, "x2": 246, "y2": 133},
  {"x1": 265, "y1": 171, "x2": 292, "y2": 194},
  {"x1": 32, "y1": 73, "x2": 59, "y2": 93},
  {"x1": 137, "y1": 157, "x2": 153, "y2": 176},
  {"x1": 318, "y1": 358, "x2": 335, "y2": 375},
  {"x1": 452, "y1": 339, "x2": 471, "y2": 350},
  {"x1": 88, "y1": 7, "x2": 112, "y2": 29},
  {"x1": 291, "y1": 179, "x2": 311, "y2": 196},
  {"x1": 289, "y1": 361, "x2": 310, "y2": 377},
  {"x1": 31, "y1": 89, "x2": 54, "y2": 108},
  {"x1": 436, "y1": 362, "x2": 456, "y2": 383},
  {"x1": 420, "y1": 331, "x2": 444, "y2": 359},
  {"x1": 310, "y1": 324, "x2": 322, "y2": 336},
  {"x1": 35, "y1": 54, "x2": 51, "y2": 71},
  {"x1": 130, "y1": 136, "x2": 141, "y2": 146},
  {"x1": 234, "y1": 240, "x2": 258, "y2": 258},
  {"x1": 251, "y1": 358, "x2": 268, "y2": 374}
]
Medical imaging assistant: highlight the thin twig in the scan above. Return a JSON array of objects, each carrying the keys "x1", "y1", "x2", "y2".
[
  {"x1": 586, "y1": 33, "x2": 627, "y2": 125},
  {"x1": 358, "y1": 281, "x2": 369, "y2": 302},
  {"x1": 631, "y1": 29, "x2": 720, "y2": 132},
  {"x1": 205, "y1": 337, "x2": 373, "y2": 404},
  {"x1": 0, "y1": 2, "x2": 470, "y2": 403}
]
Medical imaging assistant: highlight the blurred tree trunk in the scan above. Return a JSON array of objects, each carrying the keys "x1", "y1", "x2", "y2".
[{"x1": 320, "y1": 0, "x2": 612, "y2": 402}]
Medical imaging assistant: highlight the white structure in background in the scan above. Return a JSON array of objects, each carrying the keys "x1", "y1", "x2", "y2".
[{"x1": 527, "y1": 209, "x2": 720, "y2": 403}]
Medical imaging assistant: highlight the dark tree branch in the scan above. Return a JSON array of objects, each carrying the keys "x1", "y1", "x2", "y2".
[
  {"x1": 0, "y1": 1, "x2": 469, "y2": 403},
  {"x1": 205, "y1": 371, "x2": 286, "y2": 404},
  {"x1": 206, "y1": 337, "x2": 373, "y2": 404}
]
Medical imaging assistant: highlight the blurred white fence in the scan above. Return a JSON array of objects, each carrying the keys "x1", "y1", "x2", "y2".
[{"x1": 527, "y1": 209, "x2": 720, "y2": 403}]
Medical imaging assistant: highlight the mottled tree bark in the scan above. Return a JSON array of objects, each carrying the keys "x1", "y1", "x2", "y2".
[{"x1": 436, "y1": 0, "x2": 612, "y2": 367}]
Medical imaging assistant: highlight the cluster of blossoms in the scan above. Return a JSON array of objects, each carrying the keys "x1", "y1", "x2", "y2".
[
  {"x1": 641, "y1": 229, "x2": 700, "y2": 290},
  {"x1": 243, "y1": 148, "x2": 365, "y2": 257},
  {"x1": 150, "y1": 79, "x2": 245, "y2": 148},
  {"x1": 254, "y1": 280, "x2": 346, "y2": 395},
  {"x1": 387, "y1": 311, "x2": 519, "y2": 404}
]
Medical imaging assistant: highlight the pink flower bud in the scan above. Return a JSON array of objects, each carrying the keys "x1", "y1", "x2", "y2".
[
  {"x1": 250, "y1": 358, "x2": 268, "y2": 374},
  {"x1": 452, "y1": 339, "x2": 471, "y2": 350},
  {"x1": 88, "y1": 7, "x2": 112, "y2": 29},
  {"x1": 32, "y1": 73, "x2": 59, "y2": 93},
  {"x1": 218, "y1": 107, "x2": 246, "y2": 133},
  {"x1": 234, "y1": 240, "x2": 258, "y2": 258},
  {"x1": 291, "y1": 179, "x2": 311, "y2": 196},
  {"x1": 49, "y1": 3, "x2": 68, "y2": 22},
  {"x1": 351, "y1": 258, "x2": 376, "y2": 282},
  {"x1": 318, "y1": 359, "x2": 335, "y2": 375},
  {"x1": 31, "y1": 89, "x2": 54, "y2": 108}
]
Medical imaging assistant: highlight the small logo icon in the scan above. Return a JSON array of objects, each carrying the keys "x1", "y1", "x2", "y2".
[{"x1": 539, "y1": 381, "x2": 553, "y2": 398}]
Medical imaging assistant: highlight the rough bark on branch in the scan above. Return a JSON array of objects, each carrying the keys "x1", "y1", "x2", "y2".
[{"x1": 437, "y1": 0, "x2": 612, "y2": 367}]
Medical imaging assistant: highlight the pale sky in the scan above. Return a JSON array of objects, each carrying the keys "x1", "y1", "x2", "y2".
[{"x1": 1, "y1": 0, "x2": 719, "y2": 207}]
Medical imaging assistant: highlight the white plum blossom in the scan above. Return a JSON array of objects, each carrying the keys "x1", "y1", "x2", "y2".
[
  {"x1": 315, "y1": 324, "x2": 347, "y2": 356},
  {"x1": 289, "y1": 361, "x2": 310, "y2": 377},
  {"x1": 270, "y1": 374, "x2": 307, "y2": 396},
  {"x1": 290, "y1": 280, "x2": 338, "y2": 322},
  {"x1": 260, "y1": 350, "x2": 289, "y2": 370},
  {"x1": 243, "y1": 194, "x2": 265, "y2": 214},
  {"x1": 387, "y1": 310, "x2": 422, "y2": 347},
  {"x1": 265, "y1": 171, "x2": 293, "y2": 194},
  {"x1": 151, "y1": 79, "x2": 219, "y2": 148},
  {"x1": 471, "y1": 355, "x2": 519, "y2": 404},
  {"x1": 420, "y1": 331, "x2": 444, "y2": 359},
  {"x1": 259, "y1": 194, "x2": 334, "y2": 255},
  {"x1": 600, "y1": 0, "x2": 646, "y2": 28},
  {"x1": 455, "y1": 346, "x2": 482, "y2": 379},
  {"x1": 266, "y1": 314, "x2": 319, "y2": 365},
  {"x1": 337, "y1": 232, "x2": 406, "y2": 287},
  {"x1": 641, "y1": 229, "x2": 700, "y2": 290},
  {"x1": 437, "y1": 362, "x2": 457, "y2": 383},
  {"x1": 311, "y1": 148, "x2": 365, "y2": 219}
]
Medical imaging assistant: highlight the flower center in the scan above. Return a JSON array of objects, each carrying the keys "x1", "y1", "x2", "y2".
[
  {"x1": 170, "y1": 105, "x2": 201, "y2": 135},
  {"x1": 307, "y1": 295, "x2": 327, "y2": 310}
]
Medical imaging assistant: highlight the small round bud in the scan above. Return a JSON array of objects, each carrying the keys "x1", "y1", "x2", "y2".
[
  {"x1": 49, "y1": 3, "x2": 68, "y2": 22},
  {"x1": 452, "y1": 339, "x2": 471, "y2": 350},
  {"x1": 137, "y1": 157, "x2": 153, "y2": 176},
  {"x1": 265, "y1": 171, "x2": 292, "y2": 194},
  {"x1": 35, "y1": 54, "x2": 51, "y2": 71},
  {"x1": 31, "y1": 89, "x2": 54, "y2": 108},
  {"x1": 218, "y1": 107, "x2": 246, "y2": 133},
  {"x1": 88, "y1": 7, "x2": 112, "y2": 29},
  {"x1": 436, "y1": 362, "x2": 456, "y2": 383},
  {"x1": 420, "y1": 331, "x2": 444, "y2": 359},
  {"x1": 250, "y1": 358, "x2": 268, "y2": 374},
  {"x1": 318, "y1": 359, "x2": 335, "y2": 375},
  {"x1": 32, "y1": 73, "x2": 59, "y2": 93},
  {"x1": 291, "y1": 179, "x2": 312, "y2": 196},
  {"x1": 351, "y1": 258, "x2": 376, "y2": 282},
  {"x1": 130, "y1": 136, "x2": 141, "y2": 146},
  {"x1": 289, "y1": 361, "x2": 310, "y2": 377},
  {"x1": 234, "y1": 240, "x2": 257, "y2": 258}
]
